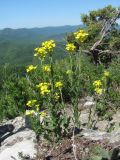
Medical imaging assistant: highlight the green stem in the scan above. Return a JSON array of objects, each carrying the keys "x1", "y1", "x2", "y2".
[
  {"x1": 50, "y1": 55, "x2": 54, "y2": 93},
  {"x1": 69, "y1": 54, "x2": 73, "y2": 87},
  {"x1": 60, "y1": 88, "x2": 64, "y2": 108}
]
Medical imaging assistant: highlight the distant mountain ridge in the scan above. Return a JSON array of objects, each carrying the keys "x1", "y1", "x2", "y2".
[
  {"x1": 0, "y1": 25, "x2": 83, "y2": 65},
  {"x1": 0, "y1": 25, "x2": 82, "y2": 43}
]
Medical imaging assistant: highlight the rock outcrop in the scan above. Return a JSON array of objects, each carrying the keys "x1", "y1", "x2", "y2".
[
  {"x1": 0, "y1": 117, "x2": 37, "y2": 160},
  {"x1": 0, "y1": 97, "x2": 120, "y2": 159}
]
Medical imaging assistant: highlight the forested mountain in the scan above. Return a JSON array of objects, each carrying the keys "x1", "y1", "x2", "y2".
[{"x1": 0, "y1": 25, "x2": 81, "y2": 65}]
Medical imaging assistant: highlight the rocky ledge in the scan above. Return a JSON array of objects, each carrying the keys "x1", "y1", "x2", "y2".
[
  {"x1": 0, "y1": 117, "x2": 37, "y2": 160},
  {"x1": 0, "y1": 96, "x2": 120, "y2": 160}
]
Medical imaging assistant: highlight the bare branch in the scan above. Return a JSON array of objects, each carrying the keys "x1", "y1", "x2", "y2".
[
  {"x1": 90, "y1": 8, "x2": 120, "y2": 52},
  {"x1": 98, "y1": 50, "x2": 120, "y2": 55}
]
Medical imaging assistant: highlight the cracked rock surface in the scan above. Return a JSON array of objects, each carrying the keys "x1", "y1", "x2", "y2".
[{"x1": 0, "y1": 117, "x2": 37, "y2": 160}]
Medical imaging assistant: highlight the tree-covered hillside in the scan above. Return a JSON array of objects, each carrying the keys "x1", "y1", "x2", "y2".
[{"x1": 0, "y1": 25, "x2": 81, "y2": 65}]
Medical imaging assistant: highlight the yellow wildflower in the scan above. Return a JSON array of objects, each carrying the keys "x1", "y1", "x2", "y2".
[
  {"x1": 35, "y1": 104, "x2": 40, "y2": 111},
  {"x1": 42, "y1": 40, "x2": 56, "y2": 52},
  {"x1": 34, "y1": 47, "x2": 47, "y2": 58},
  {"x1": 26, "y1": 65, "x2": 37, "y2": 73},
  {"x1": 42, "y1": 65, "x2": 51, "y2": 72},
  {"x1": 55, "y1": 81, "x2": 63, "y2": 88},
  {"x1": 66, "y1": 43, "x2": 76, "y2": 53},
  {"x1": 25, "y1": 110, "x2": 35, "y2": 116},
  {"x1": 34, "y1": 47, "x2": 39, "y2": 52},
  {"x1": 94, "y1": 88, "x2": 103, "y2": 95},
  {"x1": 54, "y1": 93, "x2": 60, "y2": 101},
  {"x1": 74, "y1": 29, "x2": 88, "y2": 42},
  {"x1": 93, "y1": 80, "x2": 102, "y2": 87},
  {"x1": 35, "y1": 104, "x2": 39, "y2": 108},
  {"x1": 34, "y1": 40, "x2": 55, "y2": 58},
  {"x1": 66, "y1": 70, "x2": 72, "y2": 74},
  {"x1": 103, "y1": 71, "x2": 110, "y2": 77},
  {"x1": 37, "y1": 82, "x2": 50, "y2": 95},
  {"x1": 40, "y1": 111, "x2": 46, "y2": 117},
  {"x1": 26, "y1": 100, "x2": 37, "y2": 107}
]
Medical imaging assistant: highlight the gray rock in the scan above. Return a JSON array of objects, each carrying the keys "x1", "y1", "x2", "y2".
[
  {"x1": 112, "y1": 111, "x2": 120, "y2": 122},
  {"x1": 79, "y1": 107, "x2": 97, "y2": 128},
  {"x1": 83, "y1": 101, "x2": 95, "y2": 108},
  {"x1": 81, "y1": 129, "x2": 111, "y2": 141},
  {"x1": 85, "y1": 96, "x2": 94, "y2": 102},
  {"x1": 80, "y1": 112, "x2": 90, "y2": 125},
  {"x1": 111, "y1": 111, "x2": 120, "y2": 131},
  {"x1": 95, "y1": 120, "x2": 109, "y2": 131},
  {"x1": 78, "y1": 96, "x2": 96, "y2": 111},
  {"x1": 0, "y1": 117, "x2": 37, "y2": 160},
  {"x1": 80, "y1": 128, "x2": 120, "y2": 145},
  {"x1": 0, "y1": 129, "x2": 37, "y2": 160},
  {"x1": 110, "y1": 129, "x2": 120, "y2": 144},
  {"x1": 1, "y1": 116, "x2": 25, "y2": 133}
]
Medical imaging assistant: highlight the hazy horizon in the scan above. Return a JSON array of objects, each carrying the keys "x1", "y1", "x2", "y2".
[{"x1": 0, "y1": 24, "x2": 82, "y2": 30}]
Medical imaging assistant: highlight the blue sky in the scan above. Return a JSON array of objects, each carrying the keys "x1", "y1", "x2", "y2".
[{"x1": 0, "y1": 0, "x2": 120, "y2": 29}]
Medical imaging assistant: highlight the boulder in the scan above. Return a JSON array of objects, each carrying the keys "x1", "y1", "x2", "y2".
[
  {"x1": 80, "y1": 128, "x2": 120, "y2": 146},
  {"x1": 0, "y1": 117, "x2": 37, "y2": 160},
  {"x1": 95, "y1": 120, "x2": 110, "y2": 131}
]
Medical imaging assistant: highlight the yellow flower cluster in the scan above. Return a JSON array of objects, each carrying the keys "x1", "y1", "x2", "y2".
[
  {"x1": 26, "y1": 100, "x2": 39, "y2": 111},
  {"x1": 93, "y1": 80, "x2": 102, "y2": 88},
  {"x1": 34, "y1": 40, "x2": 56, "y2": 58},
  {"x1": 37, "y1": 82, "x2": 50, "y2": 95},
  {"x1": 40, "y1": 111, "x2": 46, "y2": 117},
  {"x1": 26, "y1": 100, "x2": 37, "y2": 107},
  {"x1": 93, "y1": 80, "x2": 103, "y2": 95},
  {"x1": 94, "y1": 88, "x2": 103, "y2": 95},
  {"x1": 55, "y1": 81, "x2": 63, "y2": 88},
  {"x1": 66, "y1": 43, "x2": 76, "y2": 53},
  {"x1": 26, "y1": 65, "x2": 37, "y2": 73},
  {"x1": 26, "y1": 110, "x2": 46, "y2": 117},
  {"x1": 42, "y1": 65, "x2": 51, "y2": 72},
  {"x1": 93, "y1": 71, "x2": 110, "y2": 95},
  {"x1": 103, "y1": 71, "x2": 110, "y2": 77},
  {"x1": 34, "y1": 47, "x2": 47, "y2": 58},
  {"x1": 42, "y1": 40, "x2": 56, "y2": 52},
  {"x1": 25, "y1": 110, "x2": 35, "y2": 116},
  {"x1": 74, "y1": 29, "x2": 88, "y2": 42},
  {"x1": 54, "y1": 92, "x2": 60, "y2": 101}
]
